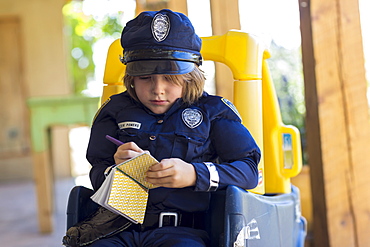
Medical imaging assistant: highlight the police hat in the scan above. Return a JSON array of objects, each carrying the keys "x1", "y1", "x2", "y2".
[{"x1": 120, "y1": 9, "x2": 202, "y2": 76}]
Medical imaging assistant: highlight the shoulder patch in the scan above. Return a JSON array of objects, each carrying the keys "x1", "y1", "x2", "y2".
[
  {"x1": 221, "y1": 98, "x2": 242, "y2": 121},
  {"x1": 92, "y1": 98, "x2": 111, "y2": 124}
]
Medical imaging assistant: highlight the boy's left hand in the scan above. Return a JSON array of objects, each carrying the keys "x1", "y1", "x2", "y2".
[{"x1": 146, "y1": 158, "x2": 196, "y2": 188}]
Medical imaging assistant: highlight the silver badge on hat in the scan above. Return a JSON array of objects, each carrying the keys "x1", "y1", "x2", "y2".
[
  {"x1": 182, "y1": 108, "x2": 203, "y2": 129},
  {"x1": 151, "y1": 13, "x2": 170, "y2": 42}
]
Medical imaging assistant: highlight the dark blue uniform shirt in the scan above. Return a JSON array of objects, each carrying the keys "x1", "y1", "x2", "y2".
[{"x1": 87, "y1": 91, "x2": 260, "y2": 214}]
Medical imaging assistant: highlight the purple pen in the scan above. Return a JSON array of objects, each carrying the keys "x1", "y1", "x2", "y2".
[{"x1": 105, "y1": 135, "x2": 124, "y2": 146}]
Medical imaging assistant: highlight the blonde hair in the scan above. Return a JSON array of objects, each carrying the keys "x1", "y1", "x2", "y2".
[{"x1": 123, "y1": 66, "x2": 206, "y2": 105}]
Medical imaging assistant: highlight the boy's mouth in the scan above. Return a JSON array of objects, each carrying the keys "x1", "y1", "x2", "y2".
[{"x1": 150, "y1": 100, "x2": 168, "y2": 105}]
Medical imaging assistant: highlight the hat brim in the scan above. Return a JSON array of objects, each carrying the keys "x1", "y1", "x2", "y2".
[{"x1": 126, "y1": 60, "x2": 195, "y2": 76}]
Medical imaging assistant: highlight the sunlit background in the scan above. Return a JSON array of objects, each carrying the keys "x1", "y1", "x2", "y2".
[{"x1": 68, "y1": 0, "x2": 369, "y2": 97}]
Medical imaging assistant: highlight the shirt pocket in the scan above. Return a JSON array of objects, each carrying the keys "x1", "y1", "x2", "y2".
[
  {"x1": 117, "y1": 129, "x2": 146, "y2": 146},
  {"x1": 171, "y1": 132, "x2": 207, "y2": 162}
]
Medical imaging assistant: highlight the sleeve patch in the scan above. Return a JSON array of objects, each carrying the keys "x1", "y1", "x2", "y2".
[
  {"x1": 92, "y1": 98, "x2": 111, "y2": 124},
  {"x1": 221, "y1": 98, "x2": 242, "y2": 121}
]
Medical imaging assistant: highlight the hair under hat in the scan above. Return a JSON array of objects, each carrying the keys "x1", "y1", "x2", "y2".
[{"x1": 120, "y1": 9, "x2": 202, "y2": 76}]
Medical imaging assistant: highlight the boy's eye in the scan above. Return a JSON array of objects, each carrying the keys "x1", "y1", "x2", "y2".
[{"x1": 138, "y1": 76, "x2": 151, "y2": 80}]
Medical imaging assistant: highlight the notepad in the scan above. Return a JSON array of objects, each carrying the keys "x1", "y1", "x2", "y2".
[{"x1": 91, "y1": 153, "x2": 159, "y2": 224}]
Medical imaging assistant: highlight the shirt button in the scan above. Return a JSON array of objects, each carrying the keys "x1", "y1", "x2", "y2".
[
  {"x1": 149, "y1": 135, "x2": 156, "y2": 141},
  {"x1": 157, "y1": 119, "x2": 163, "y2": 124}
]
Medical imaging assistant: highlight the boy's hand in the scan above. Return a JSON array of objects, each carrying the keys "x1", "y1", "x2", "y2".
[
  {"x1": 146, "y1": 158, "x2": 196, "y2": 188},
  {"x1": 113, "y1": 142, "x2": 146, "y2": 164}
]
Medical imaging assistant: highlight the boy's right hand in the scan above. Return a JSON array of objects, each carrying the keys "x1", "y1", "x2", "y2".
[{"x1": 113, "y1": 142, "x2": 146, "y2": 164}]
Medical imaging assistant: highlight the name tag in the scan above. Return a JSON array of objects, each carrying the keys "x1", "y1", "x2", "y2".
[{"x1": 118, "y1": 121, "x2": 141, "y2": 130}]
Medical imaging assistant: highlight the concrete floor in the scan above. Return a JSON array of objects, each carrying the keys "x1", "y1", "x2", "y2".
[{"x1": 0, "y1": 176, "x2": 91, "y2": 247}]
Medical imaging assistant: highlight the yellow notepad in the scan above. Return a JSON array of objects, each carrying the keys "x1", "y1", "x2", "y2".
[
  {"x1": 91, "y1": 153, "x2": 158, "y2": 224},
  {"x1": 116, "y1": 152, "x2": 159, "y2": 190}
]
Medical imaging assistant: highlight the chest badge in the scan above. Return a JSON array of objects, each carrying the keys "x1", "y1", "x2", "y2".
[
  {"x1": 151, "y1": 13, "x2": 170, "y2": 42},
  {"x1": 182, "y1": 108, "x2": 203, "y2": 129}
]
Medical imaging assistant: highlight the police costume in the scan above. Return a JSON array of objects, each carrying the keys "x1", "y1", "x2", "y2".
[{"x1": 87, "y1": 9, "x2": 260, "y2": 247}]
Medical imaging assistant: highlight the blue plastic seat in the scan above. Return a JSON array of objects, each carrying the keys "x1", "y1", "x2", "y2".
[{"x1": 66, "y1": 185, "x2": 306, "y2": 247}]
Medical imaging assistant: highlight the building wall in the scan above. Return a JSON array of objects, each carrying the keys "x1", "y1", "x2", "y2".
[
  {"x1": 0, "y1": 0, "x2": 71, "y2": 181},
  {"x1": 0, "y1": 0, "x2": 71, "y2": 97}
]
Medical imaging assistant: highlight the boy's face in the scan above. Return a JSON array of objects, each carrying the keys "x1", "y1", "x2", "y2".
[{"x1": 133, "y1": 74, "x2": 183, "y2": 114}]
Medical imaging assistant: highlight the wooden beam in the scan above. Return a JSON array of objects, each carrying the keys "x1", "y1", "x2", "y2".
[
  {"x1": 168, "y1": 0, "x2": 188, "y2": 15},
  {"x1": 299, "y1": 0, "x2": 370, "y2": 246},
  {"x1": 298, "y1": 2, "x2": 328, "y2": 245},
  {"x1": 32, "y1": 151, "x2": 54, "y2": 233},
  {"x1": 135, "y1": 0, "x2": 187, "y2": 15},
  {"x1": 209, "y1": 0, "x2": 240, "y2": 101}
]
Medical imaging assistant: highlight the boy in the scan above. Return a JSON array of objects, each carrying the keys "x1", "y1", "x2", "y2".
[{"x1": 70, "y1": 9, "x2": 260, "y2": 247}]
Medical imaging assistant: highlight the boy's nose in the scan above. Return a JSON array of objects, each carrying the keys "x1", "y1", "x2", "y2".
[{"x1": 151, "y1": 76, "x2": 166, "y2": 95}]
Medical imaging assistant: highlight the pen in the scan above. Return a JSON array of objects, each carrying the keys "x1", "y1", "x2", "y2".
[{"x1": 105, "y1": 135, "x2": 124, "y2": 146}]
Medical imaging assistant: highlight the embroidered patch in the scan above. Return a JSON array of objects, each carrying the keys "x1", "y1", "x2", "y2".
[
  {"x1": 118, "y1": 121, "x2": 141, "y2": 130},
  {"x1": 93, "y1": 98, "x2": 111, "y2": 124},
  {"x1": 151, "y1": 13, "x2": 170, "y2": 42},
  {"x1": 221, "y1": 98, "x2": 242, "y2": 121},
  {"x1": 182, "y1": 108, "x2": 203, "y2": 129}
]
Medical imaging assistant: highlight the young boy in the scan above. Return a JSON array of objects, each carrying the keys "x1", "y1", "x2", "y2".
[{"x1": 86, "y1": 9, "x2": 260, "y2": 247}]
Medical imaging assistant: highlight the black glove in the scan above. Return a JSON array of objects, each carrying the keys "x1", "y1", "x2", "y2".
[{"x1": 62, "y1": 206, "x2": 131, "y2": 247}]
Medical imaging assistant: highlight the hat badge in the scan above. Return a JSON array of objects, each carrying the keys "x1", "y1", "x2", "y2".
[
  {"x1": 182, "y1": 108, "x2": 203, "y2": 129},
  {"x1": 151, "y1": 13, "x2": 170, "y2": 42}
]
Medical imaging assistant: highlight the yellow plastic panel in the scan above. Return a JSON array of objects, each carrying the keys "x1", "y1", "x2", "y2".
[
  {"x1": 262, "y1": 51, "x2": 303, "y2": 194},
  {"x1": 234, "y1": 79, "x2": 265, "y2": 194},
  {"x1": 202, "y1": 31, "x2": 265, "y2": 194},
  {"x1": 101, "y1": 39, "x2": 126, "y2": 104},
  {"x1": 201, "y1": 30, "x2": 263, "y2": 81},
  {"x1": 103, "y1": 39, "x2": 126, "y2": 85}
]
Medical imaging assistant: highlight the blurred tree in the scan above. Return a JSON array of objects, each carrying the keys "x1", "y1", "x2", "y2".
[{"x1": 63, "y1": 1, "x2": 124, "y2": 95}]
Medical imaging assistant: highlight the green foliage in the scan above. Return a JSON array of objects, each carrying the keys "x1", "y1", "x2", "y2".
[
  {"x1": 267, "y1": 41, "x2": 307, "y2": 163},
  {"x1": 62, "y1": 1, "x2": 123, "y2": 95}
]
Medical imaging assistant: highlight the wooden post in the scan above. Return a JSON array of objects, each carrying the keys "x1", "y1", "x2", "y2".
[
  {"x1": 52, "y1": 125, "x2": 72, "y2": 178},
  {"x1": 209, "y1": 0, "x2": 240, "y2": 100},
  {"x1": 136, "y1": 0, "x2": 187, "y2": 14},
  {"x1": 168, "y1": 0, "x2": 188, "y2": 15},
  {"x1": 299, "y1": 0, "x2": 370, "y2": 246},
  {"x1": 32, "y1": 151, "x2": 54, "y2": 233}
]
